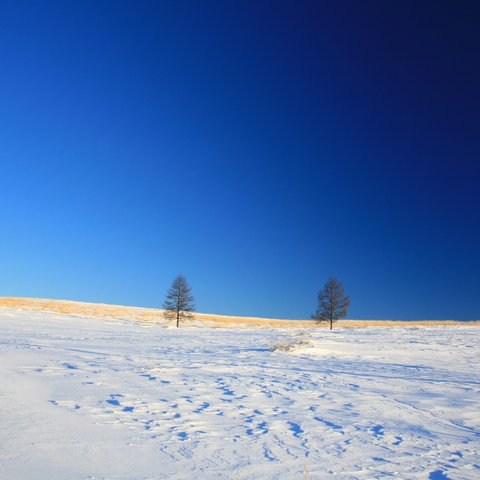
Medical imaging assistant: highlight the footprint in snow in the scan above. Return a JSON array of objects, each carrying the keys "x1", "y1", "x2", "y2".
[
  {"x1": 263, "y1": 446, "x2": 276, "y2": 461},
  {"x1": 314, "y1": 416, "x2": 342, "y2": 430},
  {"x1": 371, "y1": 424, "x2": 385, "y2": 436},
  {"x1": 106, "y1": 393, "x2": 125, "y2": 407},
  {"x1": 246, "y1": 421, "x2": 269, "y2": 436},
  {"x1": 392, "y1": 435, "x2": 403, "y2": 445},
  {"x1": 177, "y1": 431, "x2": 188, "y2": 441},
  {"x1": 429, "y1": 470, "x2": 453, "y2": 480},
  {"x1": 288, "y1": 421, "x2": 304, "y2": 438},
  {"x1": 193, "y1": 402, "x2": 209, "y2": 413},
  {"x1": 49, "y1": 399, "x2": 81, "y2": 410}
]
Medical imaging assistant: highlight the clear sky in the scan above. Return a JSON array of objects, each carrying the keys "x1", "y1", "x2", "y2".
[{"x1": 1, "y1": 1, "x2": 479, "y2": 320}]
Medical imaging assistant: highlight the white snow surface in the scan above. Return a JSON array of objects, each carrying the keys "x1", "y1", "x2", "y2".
[{"x1": 1, "y1": 307, "x2": 479, "y2": 479}]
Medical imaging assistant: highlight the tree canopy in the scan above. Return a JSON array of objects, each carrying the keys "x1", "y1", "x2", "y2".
[
  {"x1": 313, "y1": 276, "x2": 350, "y2": 330},
  {"x1": 163, "y1": 274, "x2": 195, "y2": 327}
]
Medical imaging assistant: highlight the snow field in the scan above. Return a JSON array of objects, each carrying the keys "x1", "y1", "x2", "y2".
[{"x1": 0, "y1": 307, "x2": 479, "y2": 479}]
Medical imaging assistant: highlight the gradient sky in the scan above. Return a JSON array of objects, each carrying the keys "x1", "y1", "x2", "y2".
[{"x1": 1, "y1": 1, "x2": 479, "y2": 319}]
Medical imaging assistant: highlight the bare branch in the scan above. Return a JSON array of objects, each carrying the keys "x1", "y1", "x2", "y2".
[
  {"x1": 312, "y1": 276, "x2": 350, "y2": 330},
  {"x1": 163, "y1": 274, "x2": 195, "y2": 327}
]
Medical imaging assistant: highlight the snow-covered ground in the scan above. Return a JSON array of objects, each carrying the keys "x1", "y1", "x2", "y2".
[{"x1": 1, "y1": 307, "x2": 479, "y2": 479}]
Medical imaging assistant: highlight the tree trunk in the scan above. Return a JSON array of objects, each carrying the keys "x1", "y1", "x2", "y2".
[{"x1": 176, "y1": 310, "x2": 180, "y2": 328}]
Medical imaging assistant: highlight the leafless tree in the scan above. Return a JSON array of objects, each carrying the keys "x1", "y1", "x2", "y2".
[
  {"x1": 163, "y1": 274, "x2": 195, "y2": 327},
  {"x1": 313, "y1": 276, "x2": 350, "y2": 330}
]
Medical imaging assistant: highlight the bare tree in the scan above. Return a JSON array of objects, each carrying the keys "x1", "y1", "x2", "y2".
[
  {"x1": 313, "y1": 276, "x2": 350, "y2": 330},
  {"x1": 163, "y1": 274, "x2": 195, "y2": 327}
]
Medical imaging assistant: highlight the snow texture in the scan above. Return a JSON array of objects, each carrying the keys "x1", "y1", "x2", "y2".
[{"x1": 1, "y1": 307, "x2": 479, "y2": 479}]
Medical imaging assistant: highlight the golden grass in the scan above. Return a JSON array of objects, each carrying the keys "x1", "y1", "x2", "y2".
[{"x1": 0, "y1": 297, "x2": 478, "y2": 328}]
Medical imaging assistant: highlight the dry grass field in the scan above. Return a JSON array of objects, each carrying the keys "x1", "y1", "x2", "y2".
[{"x1": 0, "y1": 297, "x2": 477, "y2": 327}]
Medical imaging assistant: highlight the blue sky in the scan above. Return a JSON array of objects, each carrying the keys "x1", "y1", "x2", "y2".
[{"x1": 1, "y1": 1, "x2": 479, "y2": 319}]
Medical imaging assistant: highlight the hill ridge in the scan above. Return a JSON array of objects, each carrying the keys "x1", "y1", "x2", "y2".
[{"x1": 0, "y1": 297, "x2": 477, "y2": 327}]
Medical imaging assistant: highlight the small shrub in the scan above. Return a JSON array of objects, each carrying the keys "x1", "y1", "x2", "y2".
[
  {"x1": 270, "y1": 331, "x2": 312, "y2": 352},
  {"x1": 269, "y1": 341, "x2": 296, "y2": 352}
]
